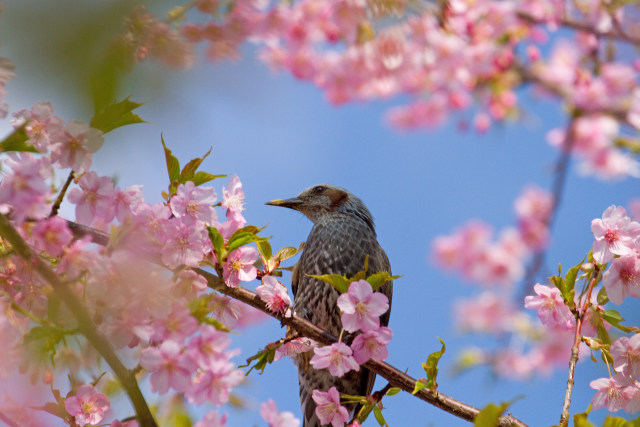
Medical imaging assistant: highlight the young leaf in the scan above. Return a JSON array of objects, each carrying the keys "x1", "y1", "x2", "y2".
[
  {"x1": 90, "y1": 97, "x2": 145, "y2": 134},
  {"x1": 474, "y1": 401, "x2": 512, "y2": 427},
  {"x1": 227, "y1": 232, "x2": 267, "y2": 253},
  {"x1": 386, "y1": 387, "x2": 402, "y2": 396},
  {"x1": 161, "y1": 136, "x2": 181, "y2": 188},
  {"x1": 207, "y1": 226, "x2": 225, "y2": 259},
  {"x1": 275, "y1": 246, "x2": 301, "y2": 262},
  {"x1": 422, "y1": 337, "x2": 446, "y2": 391},
  {"x1": 308, "y1": 273, "x2": 349, "y2": 293},
  {"x1": 0, "y1": 125, "x2": 38, "y2": 153},
  {"x1": 366, "y1": 272, "x2": 401, "y2": 291},
  {"x1": 179, "y1": 147, "x2": 212, "y2": 182},
  {"x1": 257, "y1": 240, "x2": 273, "y2": 262},
  {"x1": 193, "y1": 171, "x2": 226, "y2": 186},
  {"x1": 240, "y1": 346, "x2": 277, "y2": 375},
  {"x1": 373, "y1": 406, "x2": 388, "y2": 427},
  {"x1": 411, "y1": 379, "x2": 427, "y2": 395}
]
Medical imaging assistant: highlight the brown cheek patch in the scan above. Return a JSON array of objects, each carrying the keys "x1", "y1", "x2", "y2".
[{"x1": 326, "y1": 188, "x2": 349, "y2": 210}]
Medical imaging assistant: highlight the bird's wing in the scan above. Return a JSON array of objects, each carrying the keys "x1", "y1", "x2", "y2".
[{"x1": 292, "y1": 258, "x2": 300, "y2": 299}]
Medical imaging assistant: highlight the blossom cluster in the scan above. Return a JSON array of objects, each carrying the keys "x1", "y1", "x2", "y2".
[{"x1": 0, "y1": 98, "x2": 287, "y2": 425}]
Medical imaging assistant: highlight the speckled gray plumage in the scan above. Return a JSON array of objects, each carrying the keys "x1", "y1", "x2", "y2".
[{"x1": 268, "y1": 185, "x2": 393, "y2": 427}]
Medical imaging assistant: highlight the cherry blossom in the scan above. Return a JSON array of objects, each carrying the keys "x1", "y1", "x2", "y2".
[
  {"x1": 187, "y1": 324, "x2": 233, "y2": 370},
  {"x1": 0, "y1": 153, "x2": 52, "y2": 223},
  {"x1": 222, "y1": 246, "x2": 258, "y2": 287},
  {"x1": 169, "y1": 181, "x2": 218, "y2": 225},
  {"x1": 274, "y1": 337, "x2": 317, "y2": 361},
  {"x1": 524, "y1": 284, "x2": 575, "y2": 330},
  {"x1": 310, "y1": 342, "x2": 360, "y2": 377},
  {"x1": 312, "y1": 386, "x2": 349, "y2": 427},
  {"x1": 150, "y1": 302, "x2": 199, "y2": 344},
  {"x1": 67, "y1": 171, "x2": 117, "y2": 225},
  {"x1": 194, "y1": 411, "x2": 228, "y2": 427},
  {"x1": 64, "y1": 384, "x2": 110, "y2": 427},
  {"x1": 590, "y1": 374, "x2": 635, "y2": 412},
  {"x1": 591, "y1": 205, "x2": 640, "y2": 264},
  {"x1": 140, "y1": 340, "x2": 196, "y2": 394},
  {"x1": 611, "y1": 335, "x2": 640, "y2": 379},
  {"x1": 261, "y1": 399, "x2": 300, "y2": 427},
  {"x1": 602, "y1": 255, "x2": 640, "y2": 305},
  {"x1": 29, "y1": 215, "x2": 73, "y2": 257},
  {"x1": 50, "y1": 120, "x2": 104, "y2": 174},
  {"x1": 336, "y1": 280, "x2": 389, "y2": 332},
  {"x1": 221, "y1": 174, "x2": 245, "y2": 223},
  {"x1": 351, "y1": 326, "x2": 392, "y2": 364},
  {"x1": 186, "y1": 358, "x2": 244, "y2": 405},
  {"x1": 11, "y1": 101, "x2": 64, "y2": 152},
  {"x1": 256, "y1": 275, "x2": 292, "y2": 314},
  {"x1": 161, "y1": 219, "x2": 207, "y2": 268}
]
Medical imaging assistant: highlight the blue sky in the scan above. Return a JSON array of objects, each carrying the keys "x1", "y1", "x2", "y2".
[{"x1": 1, "y1": 2, "x2": 640, "y2": 426}]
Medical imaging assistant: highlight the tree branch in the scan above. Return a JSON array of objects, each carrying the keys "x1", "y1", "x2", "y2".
[
  {"x1": 0, "y1": 215, "x2": 157, "y2": 427},
  {"x1": 64, "y1": 219, "x2": 528, "y2": 425}
]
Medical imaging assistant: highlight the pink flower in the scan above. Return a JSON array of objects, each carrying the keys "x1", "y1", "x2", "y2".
[
  {"x1": 11, "y1": 101, "x2": 65, "y2": 152},
  {"x1": 274, "y1": 337, "x2": 317, "y2": 361},
  {"x1": 310, "y1": 342, "x2": 360, "y2": 377},
  {"x1": 140, "y1": 340, "x2": 196, "y2": 394},
  {"x1": 110, "y1": 420, "x2": 140, "y2": 427},
  {"x1": 0, "y1": 153, "x2": 52, "y2": 223},
  {"x1": 221, "y1": 175, "x2": 245, "y2": 223},
  {"x1": 174, "y1": 269, "x2": 208, "y2": 299},
  {"x1": 114, "y1": 185, "x2": 144, "y2": 221},
  {"x1": 209, "y1": 294, "x2": 242, "y2": 329},
  {"x1": 592, "y1": 205, "x2": 640, "y2": 264},
  {"x1": 64, "y1": 384, "x2": 110, "y2": 427},
  {"x1": 161, "y1": 219, "x2": 206, "y2": 268},
  {"x1": 312, "y1": 387, "x2": 349, "y2": 427},
  {"x1": 455, "y1": 291, "x2": 517, "y2": 333},
  {"x1": 514, "y1": 186, "x2": 553, "y2": 223},
  {"x1": 590, "y1": 374, "x2": 635, "y2": 412},
  {"x1": 602, "y1": 255, "x2": 640, "y2": 305},
  {"x1": 222, "y1": 246, "x2": 258, "y2": 287},
  {"x1": 51, "y1": 120, "x2": 104, "y2": 173},
  {"x1": 256, "y1": 275, "x2": 291, "y2": 314},
  {"x1": 30, "y1": 216, "x2": 73, "y2": 257},
  {"x1": 260, "y1": 399, "x2": 300, "y2": 427},
  {"x1": 194, "y1": 411, "x2": 228, "y2": 427},
  {"x1": 611, "y1": 335, "x2": 640, "y2": 378},
  {"x1": 187, "y1": 324, "x2": 232, "y2": 370},
  {"x1": 524, "y1": 284, "x2": 575, "y2": 330},
  {"x1": 351, "y1": 326, "x2": 392, "y2": 364},
  {"x1": 150, "y1": 302, "x2": 198, "y2": 344},
  {"x1": 186, "y1": 359, "x2": 244, "y2": 405},
  {"x1": 169, "y1": 181, "x2": 218, "y2": 225},
  {"x1": 67, "y1": 172, "x2": 117, "y2": 225},
  {"x1": 336, "y1": 280, "x2": 389, "y2": 332}
]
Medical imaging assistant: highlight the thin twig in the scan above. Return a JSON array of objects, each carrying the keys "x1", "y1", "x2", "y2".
[
  {"x1": 559, "y1": 264, "x2": 600, "y2": 426},
  {"x1": 50, "y1": 171, "x2": 75, "y2": 217},
  {"x1": 67, "y1": 220, "x2": 528, "y2": 426},
  {"x1": 0, "y1": 215, "x2": 157, "y2": 427}
]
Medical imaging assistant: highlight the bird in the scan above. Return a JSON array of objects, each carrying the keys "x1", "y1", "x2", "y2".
[{"x1": 267, "y1": 184, "x2": 393, "y2": 427}]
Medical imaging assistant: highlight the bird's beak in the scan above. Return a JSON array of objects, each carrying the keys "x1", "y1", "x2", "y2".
[{"x1": 265, "y1": 197, "x2": 304, "y2": 210}]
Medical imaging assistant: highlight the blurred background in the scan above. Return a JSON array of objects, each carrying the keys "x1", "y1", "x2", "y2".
[{"x1": 1, "y1": 1, "x2": 638, "y2": 426}]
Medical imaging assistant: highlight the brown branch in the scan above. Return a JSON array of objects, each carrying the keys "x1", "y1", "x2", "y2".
[
  {"x1": 50, "y1": 171, "x2": 75, "y2": 217},
  {"x1": 66, "y1": 220, "x2": 528, "y2": 426},
  {"x1": 559, "y1": 264, "x2": 600, "y2": 426},
  {"x1": 517, "y1": 12, "x2": 640, "y2": 46},
  {"x1": 0, "y1": 215, "x2": 157, "y2": 427}
]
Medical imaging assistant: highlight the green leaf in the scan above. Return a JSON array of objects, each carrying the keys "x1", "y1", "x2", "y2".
[
  {"x1": 179, "y1": 147, "x2": 212, "y2": 183},
  {"x1": 228, "y1": 232, "x2": 267, "y2": 253},
  {"x1": 161, "y1": 136, "x2": 180, "y2": 191},
  {"x1": 474, "y1": 402, "x2": 512, "y2": 427},
  {"x1": 193, "y1": 171, "x2": 226, "y2": 186},
  {"x1": 207, "y1": 226, "x2": 225, "y2": 259},
  {"x1": 422, "y1": 337, "x2": 446, "y2": 391},
  {"x1": 602, "y1": 310, "x2": 640, "y2": 333},
  {"x1": 602, "y1": 416, "x2": 633, "y2": 427},
  {"x1": 0, "y1": 125, "x2": 38, "y2": 153},
  {"x1": 366, "y1": 272, "x2": 401, "y2": 291},
  {"x1": 240, "y1": 346, "x2": 277, "y2": 375},
  {"x1": 386, "y1": 387, "x2": 402, "y2": 396},
  {"x1": 411, "y1": 379, "x2": 427, "y2": 395},
  {"x1": 597, "y1": 286, "x2": 610, "y2": 305},
  {"x1": 373, "y1": 406, "x2": 388, "y2": 427},
  {"x1": 573, "y1": 411, "x2": 595, "y2": 427},
  {"x1": 308, "y1": 273, "x2": 349, "y2": 293},
  {"x1": 89, "y1": 96, "x2": 145, "y2": 134},
  {"x1": 256, "y1": 240, "x2": 273, "y2": 262},
  {"x1": 275, "y1": 246, "x2": 301, "y2": 262}
]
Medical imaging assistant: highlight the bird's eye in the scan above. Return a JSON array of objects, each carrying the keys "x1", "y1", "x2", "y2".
[{"x1": 313, "y1": 186, "x2": 325, "y2": 194}]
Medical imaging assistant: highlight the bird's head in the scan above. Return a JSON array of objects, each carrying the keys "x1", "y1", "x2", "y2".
[{"x1": 266, "y1": 184, "x2": 375, "y2": 231}]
